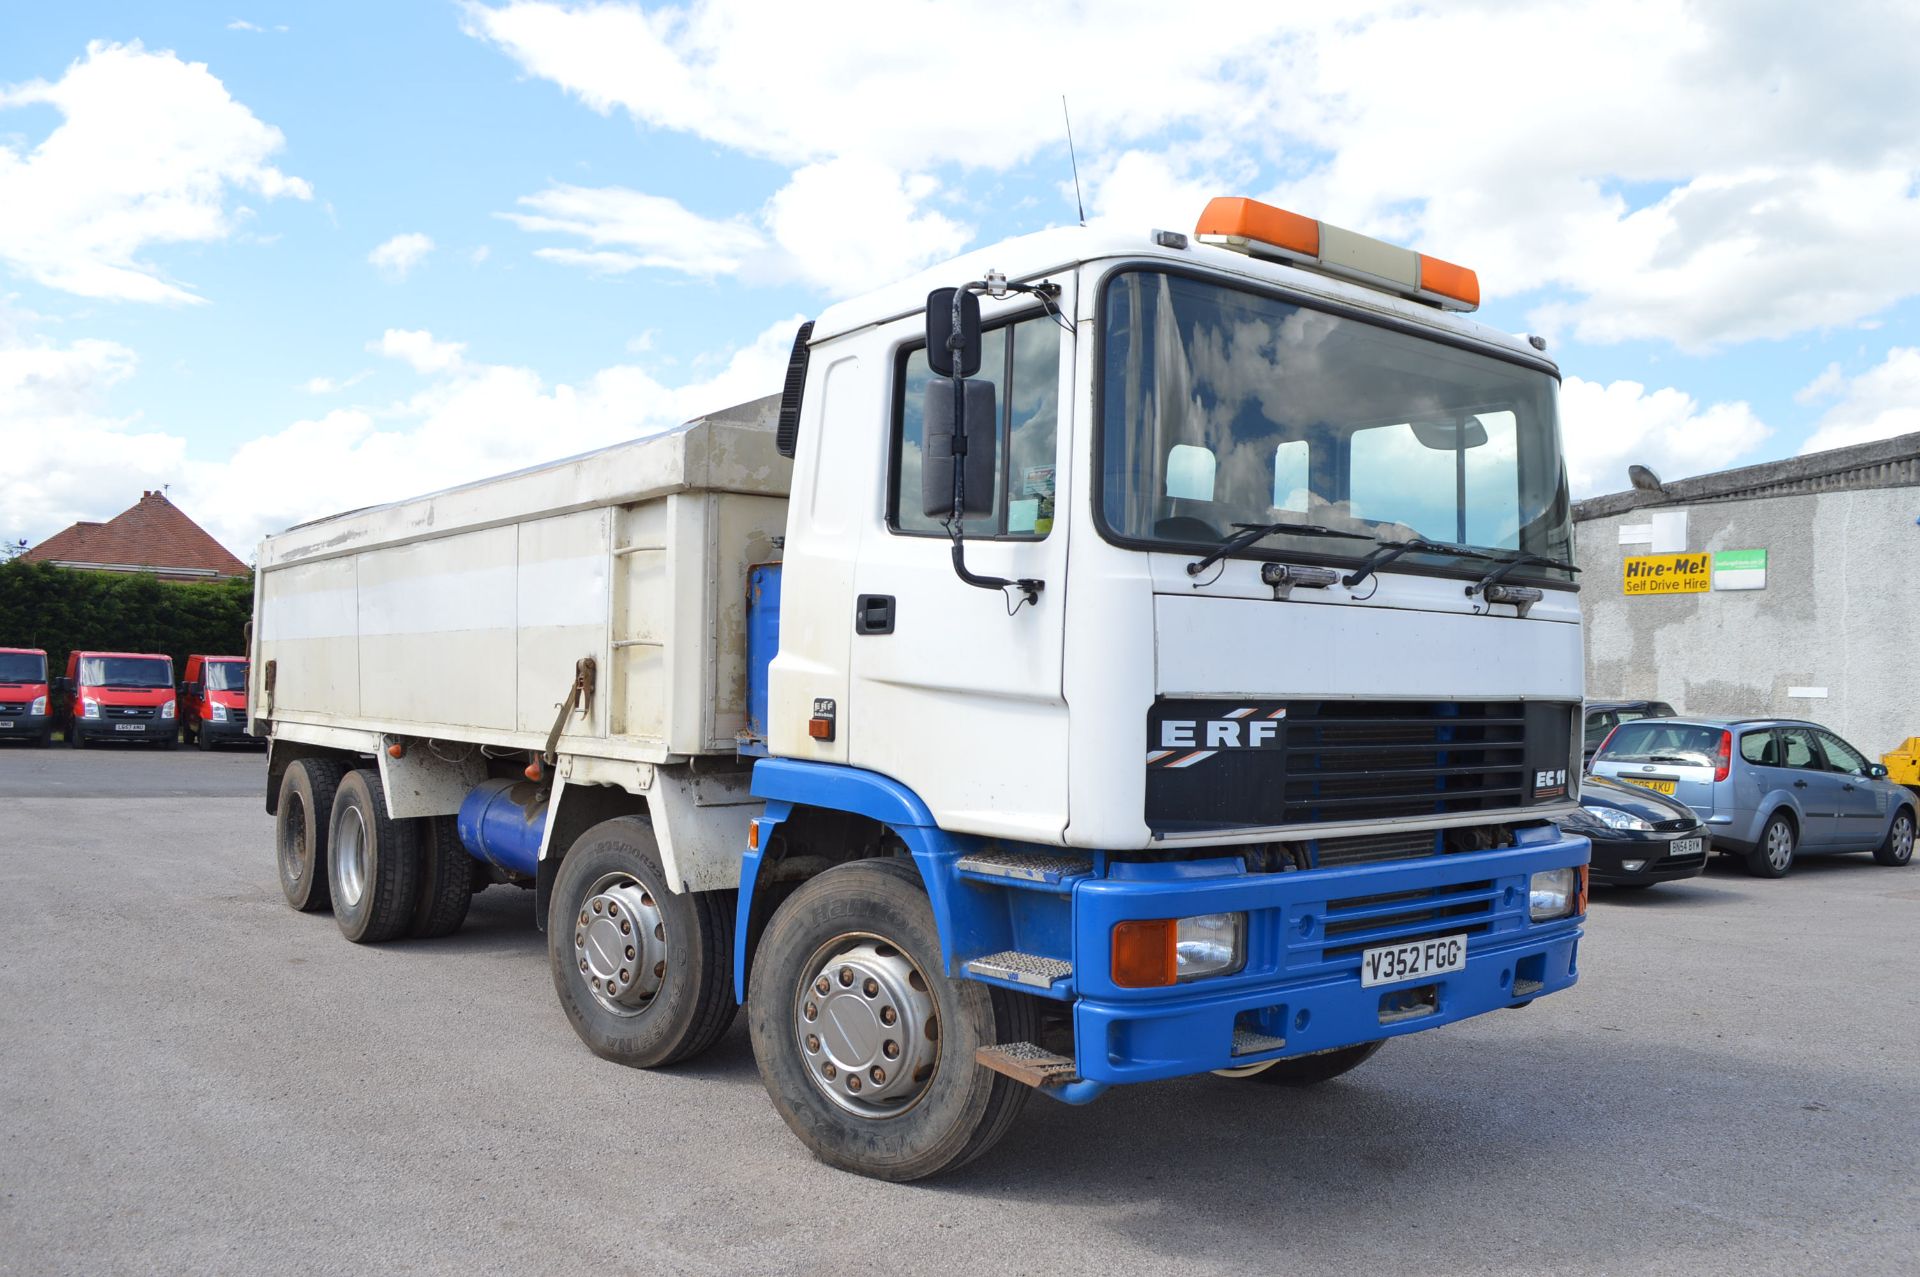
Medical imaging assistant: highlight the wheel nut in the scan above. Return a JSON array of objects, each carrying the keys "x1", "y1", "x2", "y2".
[
  {"x1": 806, "y1": 1034, "x2": 820, "y2": 1052},
  {"x1": 620, "y1": 920, "x2": 630, "y2": 935},
  {"x1": 579, "y1": 959, "x2": 588, "y2": 973},
  {"x1": 879, "y1": 1006, "x2": 897, "y2": 1026},
  {"x1": 838, "y1": 966, "x2": 854, "y2": 987},
  {"x1": 575, "y1": 932, "x2": 584, "y2": 948},
  {"x1": 804, "y1": 1001, "x2": 817, "y2": 1020},
  {"x1": 608, "y1": 903, "x2": 619, "y2": 918},
  {"x1": 862, "y1": 978, "x2": 879, "y2": 998},
  {"x1": 823, "y1": 1062, "x2": 837, "y2": 1080},
  {"x1": 592, "y1": 900, "x2": 603, "y2": 914},
  {"x1": 846, "y1": 1075, "x2": 862, "y2": 1092},
  {"x1": 870, "y1": 1066, "x2": 886, "y2": 1084},
  {"x1": 579, "y1": 910, "x2": 589, "y2": 926},
  {"x1": 625, "y1": 945, "x2": 635, "y2": 961},
  {"x1": 815, "y1": 977, "x2": 831, "y2": 995},
  {"x1": 619, "y1": 968, "x2": 630, "y2": 982},
  {"x1": 883, "y1": 1040, "x2": 899, "y2": 1059}
]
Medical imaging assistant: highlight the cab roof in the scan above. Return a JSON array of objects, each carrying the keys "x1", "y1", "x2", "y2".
[{"x1": 808, "y1": 221, "x2": 1556, "y2": 373}]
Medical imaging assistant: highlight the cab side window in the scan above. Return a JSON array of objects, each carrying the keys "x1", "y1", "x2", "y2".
[{"x1": 892, "y1": 313, "x2": 1061, "y2": 538}]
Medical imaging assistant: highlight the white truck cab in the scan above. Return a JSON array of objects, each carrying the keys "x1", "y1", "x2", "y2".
[{"x1": 255, "y1": 197, "x2": 1590, "y2": 1182}]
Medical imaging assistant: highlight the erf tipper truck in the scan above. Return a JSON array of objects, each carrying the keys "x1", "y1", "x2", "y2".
[{"x1": 253, "y1": 196, "x2": 1590, "y2": 1181}]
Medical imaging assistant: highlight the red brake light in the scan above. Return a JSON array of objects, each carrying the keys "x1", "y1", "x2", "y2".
[
  {"x1": 1594, "y1": 725, "x2": 1619, "y2": 758},
  {"x1": 1714, "y1": 730, "x2": 1732, "y2": 782}
]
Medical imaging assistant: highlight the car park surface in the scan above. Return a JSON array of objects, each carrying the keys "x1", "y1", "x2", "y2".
[{"x1": 1, "y1": 751, "x2": 1915, "y2": 1275}]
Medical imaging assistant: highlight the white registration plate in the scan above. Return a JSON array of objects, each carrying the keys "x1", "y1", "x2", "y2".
[
  {"x1": 114, "y1": 723, "x2": 144, "y2": 732},
  {"x1": 1360, "y1": 933, "x2": 1468, "y2": 988},
  {"x1": 1668, "y1": 836, "x2": 1704, "y2": 858},
  {"x1": 0, "y1": 721, "x2": 11, "y2": 728}
]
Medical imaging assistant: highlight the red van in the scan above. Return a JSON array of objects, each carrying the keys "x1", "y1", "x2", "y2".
[
  {"x1": 0, "y1": 647, "x2": 52, "y2": 747},
  {"x1": 55, "y1": 650, "x2": 177, "y2": 748},
  {"x1": 179, "y1": 654, "x2": 255, "y2": 750}
]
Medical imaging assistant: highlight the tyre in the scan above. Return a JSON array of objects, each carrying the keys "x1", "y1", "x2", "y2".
[
  {"x1": 68, "y1": 724, "x2": 85, "y2": 749},
  {"x1": 548, "y1": 816, "x2": 737, "y2": 1069},
  {"x1": 328, "y1": 768, "x2": 421, "y2": 943},
  {"x1": 32, "y1": 729, "x2": 51, "y2": 749},
  {"x1": 158, "y1": 731, "x2": 176, "y2": 750},
  {"x1": 276, "y1": 758, "x2": 347, "y2": 912},
  {"x1": 747, "y1": 858, "x2": 1033, "y2": 1182},
  {"x1": 409, "y1": 815, "x2": 477, "y2": 938},
  {"x1": 1746, "y1": 814, "x2": 1796, "y2": 878},
  {"x1": 1243, "y1": 1040, "x2": 1386, "y2": 1086},
  {"x1": 1874, "y1": 807, "x2": 1916, "y2": 867},
  {"x1": 196, "y1": 722, "x2": 213, "y2": 751}
]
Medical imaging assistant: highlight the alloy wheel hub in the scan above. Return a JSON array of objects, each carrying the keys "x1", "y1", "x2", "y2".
[{"x1": 795, "y1": 938, "x2": 940, "y2": 1118}]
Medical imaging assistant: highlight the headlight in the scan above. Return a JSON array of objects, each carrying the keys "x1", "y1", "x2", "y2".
[
  {"x1": 1175, "y1": 913, "x2": 1245, "y2": 981},
  {"x1": 161, "y1": 699, "x2": 176, "y2": 720},
  {"x1": 1529, "y1": 868, "x2": 1576, "y2": 921},
  {"x1": 210, "y1": 703, "x2": 228, "y2": 722},
  {"x1": 30, "y1": 696, "x2": 46, "y2": 714},
  {"x1": 82, "y1": 697, "x2": 101, "y2": 719},
  {"x1": 1582, "y1": 805, "x2": 1651, "y2": 832}
]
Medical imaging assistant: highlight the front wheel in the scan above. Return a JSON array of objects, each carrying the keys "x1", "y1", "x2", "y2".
[
  {"x1": 1746, "y1": 814, "x2": 1796, "y2": 878},
  {"x1": 1874, "y1": 808, "x2": 1915, "y2": 867},
  {"x1": 1241, "y1": 1040, "x2": 1386, "y2": 1086},
  {"x1": 747, "y1": 859, "x2": 1032, "y2": 1182},
  {"x1": 547, "y1": 816, "x2": 736, "y2": 1068}
]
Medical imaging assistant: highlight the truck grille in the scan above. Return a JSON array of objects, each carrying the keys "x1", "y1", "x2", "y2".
[
  {"x1": 0, "y1": 702, "x2": 26, "y2": 716},
  {"x1": 107, "y1": 705, "x2": 155, "y2": 720},
  {"x1": 1318, "y1": 881, "x2": 1499, "y2": 961},
  {"x1": 1313, "y1": 830, "x2": 1441, "y2": 868},
  {"x1": 1145, "y1": 698, "x2": 1571, "y2": 835}
]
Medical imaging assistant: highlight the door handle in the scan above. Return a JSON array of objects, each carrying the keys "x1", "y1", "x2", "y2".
[
  {"x1": 855, "y1": 594, "x2": 895, "y2": 636},
  {"x1": 1841, "y1": 783, "x2": 1855, "y2": 791},
  {"x1": 1793, "y1": 780, "x2": 1808, "y2": 788}
]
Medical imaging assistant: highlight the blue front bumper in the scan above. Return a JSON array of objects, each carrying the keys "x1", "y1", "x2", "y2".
[{"x1": 1062, "y1": 830, "x2": 1587, "y2": 1087}]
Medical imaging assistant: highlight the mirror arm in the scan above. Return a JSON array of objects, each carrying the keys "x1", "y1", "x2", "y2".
[{"x1": 941, "y1": 281, "x2": 1045, "y2": 609}]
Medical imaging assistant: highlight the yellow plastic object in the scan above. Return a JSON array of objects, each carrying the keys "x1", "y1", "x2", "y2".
[{"x1": 1883, "y1": 738, "x2": 1920, "y2": 786}]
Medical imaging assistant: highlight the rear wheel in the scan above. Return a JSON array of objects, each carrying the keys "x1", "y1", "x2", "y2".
[
  {"x1": 276, "y1": 758, "x2": 347, "y2": 911},
  {"x1": 1746, "y1": 814, "x2": 1796, "y2": 878},
  {"x1": 1242, "y1": 1040, "x2": 1386, "y2": 1086},
  {"x1": 548, "y1": 816, "x2": 736, "y2": 1068},
  {"x1": 409, "y1": 815, "x2": 477, "y2": 937},
  {"x1": 68, "y1": 724, "x2": 85, "y2": 749},
  {"x1": 747, "y1": 859, "x2": 1032, "y2": 1182},
  {"x1": 328, "y1": 768, "x2": 421, "y2": 943},
  {"x1": 196, "y1": 721, "x2": 214, "y2": 750},
  {"x1": 1874, "y1": 808, "x2": 1915, "y2": 867},
  {"x1": 32, "y1": 728, "x2": 51, "y2": 749}
]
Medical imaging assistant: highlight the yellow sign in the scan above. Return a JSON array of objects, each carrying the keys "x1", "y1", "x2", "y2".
[{"x1": 1623, "y1": 552, "x2": 1711, "y2": 595}]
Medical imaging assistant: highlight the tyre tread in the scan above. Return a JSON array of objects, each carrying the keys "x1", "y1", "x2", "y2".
[{"x1": 409, "y1": 815, "x2": 477, "y2": 938}]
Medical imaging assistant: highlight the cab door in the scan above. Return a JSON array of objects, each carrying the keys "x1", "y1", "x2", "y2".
[
  {"x1": 845, "y1": 300, "x2": 1074, "y2": 843},
  {"x1": 1775, "y1": 726, "x2": 1844, "y2": 847}
]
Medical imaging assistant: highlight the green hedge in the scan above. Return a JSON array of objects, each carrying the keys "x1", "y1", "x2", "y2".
[{"x1": 0, "y1": 560, "x2": 252, "y2": 680}]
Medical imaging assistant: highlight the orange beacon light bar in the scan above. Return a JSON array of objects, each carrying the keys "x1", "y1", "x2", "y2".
[{"x1": 1194, "y1": 196, "x2": 1481, "y2": 313}]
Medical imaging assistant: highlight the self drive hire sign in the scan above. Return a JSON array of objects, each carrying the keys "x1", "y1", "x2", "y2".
[{"x1": 1623, "y1": 552, "x2": 1711, "y2": 595}]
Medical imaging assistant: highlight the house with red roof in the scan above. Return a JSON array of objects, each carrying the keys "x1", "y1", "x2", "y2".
[{"x1": 23, "y1": 491, "x2": 250, "y2": 581}]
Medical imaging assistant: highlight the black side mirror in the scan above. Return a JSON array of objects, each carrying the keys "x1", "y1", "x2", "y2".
[
  {"x1": 922, "y1": 378, "x2": 998, "y2": 519},
  {"x1": 1868, "y1": 763, "x2": 1890, "y2": 779},
  {"x1": 186, "y1": 682, "x2": 202, "y2": 699},
  {"x1": 926, "y1": 288, "x2": 981, "y2": 377}
]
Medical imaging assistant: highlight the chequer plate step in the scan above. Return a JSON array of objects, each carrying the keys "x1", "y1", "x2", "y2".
[
  {"x1": 976, "y1": 1042, "x2": 1079, "y2": 1089},
  {"x1": 964, "y1": 951, "x2": 1073, "y2": 990},
  {"x1": 954, "y1": 850, "x2": 1092, "y2": 886}
]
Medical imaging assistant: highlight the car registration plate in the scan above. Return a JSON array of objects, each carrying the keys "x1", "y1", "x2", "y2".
[
  {"x1": 114, "y1": 723, "x2": 144, "y2": 732},
  {"x1": 0, "y1": 721, "x2": 11, "y2": 728},
  {"x1": 1668, "y1": 836, "x2": 1703, "y2": 858},
  {"x1": 1359, "y1": 933, "x2": 1467, "y2": 988},
  {"x1": 1623, "y1": 777, "x2": 1677, "y2": 795}
]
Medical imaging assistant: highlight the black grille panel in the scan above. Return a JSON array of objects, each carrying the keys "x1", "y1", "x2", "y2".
[
  {"x1": 1319, "y1": 881, "x2": 1498, "y2": 960},
  {"x1": 1145, "y1": 697, "x2": 1574, "y2": 834},
  {"x1": 1313, "y1": 830, "x2": 1440, "y2": 868},
  {"x1": 106, "y1": 705, "x2": 155, "y2": 720},
  {"x1": 0, "y1": 702, "x2": 26, "y2": 715}
]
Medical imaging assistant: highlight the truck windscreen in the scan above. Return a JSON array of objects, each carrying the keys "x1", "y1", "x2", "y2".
[
  {"x1": 1097, "y1": 269, "x2": 1573, "y2": 582},
  {"x1": 0, "y1": 653, "x2": 45, "y2": 683},
  {"x1": 78, "y1": 657, "x2": 172, "y2": 688}
]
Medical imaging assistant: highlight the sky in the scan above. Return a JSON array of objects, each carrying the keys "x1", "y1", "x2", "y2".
[{"x1": 3, "y1": 0, "x2": 1918, "y2": 560}]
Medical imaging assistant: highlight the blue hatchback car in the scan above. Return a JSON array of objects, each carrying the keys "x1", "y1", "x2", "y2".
[{"x1": 1588, "y1": 717, "x2": 1918, "y2": 878}]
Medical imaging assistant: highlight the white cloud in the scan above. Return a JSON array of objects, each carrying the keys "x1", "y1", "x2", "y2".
[
  {"x1": 227, "y1": 20, "x2": 264, "y2": 33},
  {"x1": 372, "y1": 329, "x2": 465, "y2": 374},
  {"x1": 0, "y1": 329, "x2": 185, "y2": 542},
  {"x1": 368, "y1": 232, "x2": 434, "y2": 280},
  {"x1": 503, "y1": 184, "x2": 763, "y2": 277},
  {"x1": 467, "y1": 0, "x2": 1920, "y2": 349},
  {"x1": 298, "y1": 370, "x2": 371, "y2": 395},
  {"x1": 469, "y1": 244, "x2": 491, "y2": 265},
  {"x1": 1797, "y1": 348, "x2": 1920, "y2": 454},
  {"x1": 0, "y1": 40, "x2": 310, "y2": 304},
  {"x1": 1558, "y1": 376, "x2": 1772, "y2": 497}
]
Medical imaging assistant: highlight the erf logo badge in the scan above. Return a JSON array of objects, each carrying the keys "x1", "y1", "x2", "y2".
[
  {"x1": 1147, "y1": 707, "x2": 1285, "y2": 769},
  {"x1": 1535, "y1": 768, "x2": 1568, "y2": 799}
]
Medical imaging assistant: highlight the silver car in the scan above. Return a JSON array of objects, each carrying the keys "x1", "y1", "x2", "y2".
[{"x1": 1588, "y1": 717, "x2": 1917, "y2": 878}]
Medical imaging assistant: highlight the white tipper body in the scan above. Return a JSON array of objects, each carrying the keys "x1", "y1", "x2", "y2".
[{"x1": 253, "y1": 224, "x2": 1582, "y2": 892}]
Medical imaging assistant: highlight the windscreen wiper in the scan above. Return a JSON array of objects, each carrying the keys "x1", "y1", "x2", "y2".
[
  {"x1": 1465, "y1": 550, "x2": 1581, "y2": 598},
  {"x1": 1184, "y1": 521, "x2": 1370, "y2": 577},
  {"x1": 1340, "y1": 538, "x2": 1493, "y2": 589}
]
